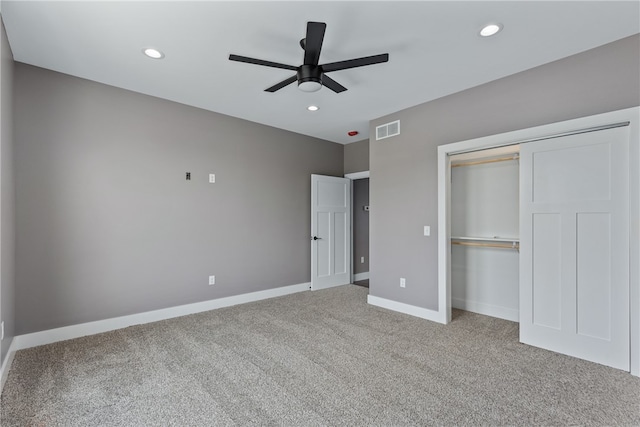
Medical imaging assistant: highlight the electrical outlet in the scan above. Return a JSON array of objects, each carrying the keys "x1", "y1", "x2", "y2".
[
  {"x1": 400, "y1": 278, "x2": 406, "y2": 288},
  {"x1": 209, "y1": 275, "x2": 216, "y2": 285},
  {"x1": 209, "y1": 174, "x2": 216, "y2": 183},
  {"x1": 361, "y1": 256, "x2": 365, "y2": 264}
]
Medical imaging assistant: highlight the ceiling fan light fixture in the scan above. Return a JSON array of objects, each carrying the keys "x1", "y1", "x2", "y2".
[
  {"x1": 479, "y1": 23, "x2": 503, "y2": 37},
  {"x1": 143, "y1": 47, "x2": 164, "y2": 59},
  {"x1": 297, "y1": 64, "x2": 322, "y2": 92},
  {"x1": 298, "y1": 81, "x2": 322, "y2": 92}
]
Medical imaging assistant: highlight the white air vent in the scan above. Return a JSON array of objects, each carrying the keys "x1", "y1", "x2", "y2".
[{"x1": 376, "y1": 120, "x2": 400, "y2": 140}]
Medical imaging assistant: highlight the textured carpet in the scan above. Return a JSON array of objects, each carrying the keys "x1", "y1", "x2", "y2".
[{"x1": 2, "y1": 285, "x2": 639, "y2": 426}]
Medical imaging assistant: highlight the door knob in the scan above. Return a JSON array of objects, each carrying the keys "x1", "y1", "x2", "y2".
[{"x1": 312, "y1": 236, "x2": 321, "y2": 240}]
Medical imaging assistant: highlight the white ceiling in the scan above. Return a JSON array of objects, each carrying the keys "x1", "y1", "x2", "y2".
[{"x1": 2, "y1": 1, "x2": 639, "y2": 144}]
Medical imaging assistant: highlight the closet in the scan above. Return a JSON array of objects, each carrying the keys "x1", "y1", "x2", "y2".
[
  {"x1": 439, "y1": 107, "x2": 638, "y2": 373},
  {"x1": 450, "y1": 145, "x2": 520, "y2": 322}
]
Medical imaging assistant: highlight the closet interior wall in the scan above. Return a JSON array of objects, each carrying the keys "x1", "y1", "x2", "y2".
[{"x1": 450, "y1": 147, "x2": 520, "y2": 322}]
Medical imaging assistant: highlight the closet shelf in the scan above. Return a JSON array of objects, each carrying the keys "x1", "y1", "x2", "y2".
[
  {"x1": 451, "y1": 236, "x2": 519, "y2": 250},
  {"x1": 451, "y1": 154, "x2": 519, "y2": 168}
]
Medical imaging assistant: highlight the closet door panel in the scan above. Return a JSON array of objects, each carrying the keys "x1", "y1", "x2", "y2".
[
  {"x1": 520, "y1": 125, "x2": 629, "y2": 371},
  {"x1": 531, "y1": 143, "x2": 610, "y2": 203},
  {"x1": 576, "y1": 212, "x2": 611, "y2": 341},
  {"x1": 531, "y1": 213, "x2": 562, "y2": 330}
]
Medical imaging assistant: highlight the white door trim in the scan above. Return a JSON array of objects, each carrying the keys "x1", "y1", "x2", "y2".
[
  {"x1": 345, "y1": 171, "x2": 370, "y2": 284},
  {"x1": 345, "y1": 171, "x2": 370, "y2": 180},
  {"x1": 437, "y1": 106, "x2": 640, "y2": 376}
]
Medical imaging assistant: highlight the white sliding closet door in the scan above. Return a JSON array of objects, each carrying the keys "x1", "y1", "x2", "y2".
[{"x1": 520, "y1": 126, "x2": 630, "y2": 370}]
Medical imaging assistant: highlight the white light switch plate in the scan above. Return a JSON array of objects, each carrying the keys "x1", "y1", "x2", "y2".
[{"x1": 424, "y1": 226, "x2": 431, "y2": 236}]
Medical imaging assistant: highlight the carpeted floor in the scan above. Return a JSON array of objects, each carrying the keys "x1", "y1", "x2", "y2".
[{"x1": 2, "y1": 285, "x2": 639, "y2": 426}]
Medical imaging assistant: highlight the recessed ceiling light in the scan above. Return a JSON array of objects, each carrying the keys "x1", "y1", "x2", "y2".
[
  {"x1": 143, "y1": 48, "x2": 164, "y2": 59},
  {"x1": 307, "y1": 105, "x2": 319, "y2": 111},
  {"x1": 479, "y1": 23, "x2": 503, "y2": 37}
]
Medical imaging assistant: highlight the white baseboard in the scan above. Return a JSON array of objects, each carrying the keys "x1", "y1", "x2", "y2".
[
  {"x1": 367, "y1": 294, "x2": 446, "y2": 324},
  {"x1": 353, "y1": 272, "x2": 369, "y2": 282},
  {"x1": 13, "y1": 282, "x2": 310, "y2": 351},
  {"x1": 452, "y1": 297, "x2": 519, "y2": 322},
  {"x1": 1, "y1": 338, "x2": 18, "y2": 394}
]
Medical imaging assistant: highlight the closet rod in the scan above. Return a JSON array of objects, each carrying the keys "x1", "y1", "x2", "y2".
[
  {"x1": 451, "y1": 154, "x2": 519, "y2": 168},
  {"x1": 452, "y1": 241, "x2": 519, "y2": 250}
]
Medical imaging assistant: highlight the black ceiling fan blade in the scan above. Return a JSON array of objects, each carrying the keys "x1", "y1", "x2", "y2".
[
  {"x1": 229, "y1": 54, "x2": 297, "y2": 71},
  {"x1": 322, "y1": 75, "x2": 347, "y2": 93},
  {"x1": 321, "y1": 53, "x2": 389, "y2": 73},
  {"x1": 303, "y1": 22, "x2": 326, "y2": 66},
  {"x1": 265, "y1": 75, "x2": 298, "y2": 92}
]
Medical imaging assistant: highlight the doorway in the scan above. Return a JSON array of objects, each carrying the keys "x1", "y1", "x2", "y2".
[{"x1": 345, "y1": 171, "x2": 370, "y2": 288}]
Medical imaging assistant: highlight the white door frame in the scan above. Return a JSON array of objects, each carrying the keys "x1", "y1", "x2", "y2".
[
  {"x1": 437, "y1": 107, "x2": 640, "y2": 376},
  {"x1": 345, "y1": 171, "x2": 370, "y2": 284}
]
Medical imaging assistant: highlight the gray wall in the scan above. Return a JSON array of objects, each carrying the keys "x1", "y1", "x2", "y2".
[
  {"x1": 353, "y1": 178, "x2": 369, "y2": 275},
  {"x1": 14, "y1": 63, "x2": 343, "y2": 334},
  {"x1": 344, "y1": 139, "x2": 369, "y2": 174},
  {"x1": 0, "y1": 17, "x2": 15, "y2": 365},
  {"x1": 369, "y1": 34, "x2": 640, "y2": 310}
]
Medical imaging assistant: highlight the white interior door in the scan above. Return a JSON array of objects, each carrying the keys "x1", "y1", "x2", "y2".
[
  {"x1": 520, "y1": 125, "x2": 630, "y2": 370},
  {"x1": 311, "y1": 174, "x2": 351, "y2": 290}
]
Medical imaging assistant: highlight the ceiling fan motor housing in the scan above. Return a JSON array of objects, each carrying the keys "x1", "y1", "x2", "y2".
[{"x1": 297, "y1": 64, "x2": 322, "y2": 92}]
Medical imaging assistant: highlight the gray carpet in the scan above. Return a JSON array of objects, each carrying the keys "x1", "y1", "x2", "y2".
[{"x1": 2, "y1": 285, "x2": 639, "y2": 426}]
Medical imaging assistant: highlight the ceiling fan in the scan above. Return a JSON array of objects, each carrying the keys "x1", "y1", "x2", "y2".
[{"x1": 229, "y1": 21, "x2": 389, "y2": 93}]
